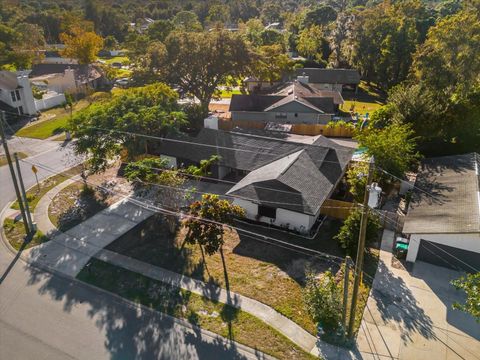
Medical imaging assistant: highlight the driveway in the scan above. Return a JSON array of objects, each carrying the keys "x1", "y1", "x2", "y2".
[{"x1": 357, "y1": 230, "x2": 480, "y2": 359}]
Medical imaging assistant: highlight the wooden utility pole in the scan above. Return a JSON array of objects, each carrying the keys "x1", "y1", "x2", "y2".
[
  {"x1": 0, "y1": 111, "x2": 31, "y2": 236},
  {"x1": 347, "y1": 156, "x2": 375, "y2": 339},
  {"x1": 14, "y1": 152, "x2": 34, "y2": 231},
  {"x1": 342, "y1": 256, "x2": 351, "y2": 339}
]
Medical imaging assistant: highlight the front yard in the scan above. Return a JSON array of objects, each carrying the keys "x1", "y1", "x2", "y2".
[{"x1": 78, "y1": 258, "x2": 315, "y2": 360}]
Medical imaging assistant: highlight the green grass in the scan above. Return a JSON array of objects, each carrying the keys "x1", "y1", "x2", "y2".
[
  {"x1": 3, "y1": 218, "x2": 49, "y2": 251},
  {"x1": 219, "y1": 89, "x2": 242, "y2": 98},
  {"x1": 0, "y1": 152, "x2": 27, "y2": 167},
  {"x1": 98, "y1": 56, "x2": 129, "y2": 65},
  {"x1": 15, "y1": 98, "x2": 90, "y2": 139},
  {"x1": 11, "y1": 164, "x2": 83, "y2": 211},
  {"x1": 340, "y1": 81, "x2": 387, "y2": 116},
  {"x1": 77, "y1": 258, "x2": 315, "y2": 360}
]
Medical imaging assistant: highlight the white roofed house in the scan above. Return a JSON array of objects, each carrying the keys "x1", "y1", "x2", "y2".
[{"x1": 402, "y1": 153, "x2": 480, "y2": 272}]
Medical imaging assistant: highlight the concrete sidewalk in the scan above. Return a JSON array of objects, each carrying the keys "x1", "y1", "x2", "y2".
[
  {"x1": 357, "y1": 230, "x2": 480, "y2": 360},
  {"x1": 27, "y1": 198, "x2": 154, "y2": 277}
]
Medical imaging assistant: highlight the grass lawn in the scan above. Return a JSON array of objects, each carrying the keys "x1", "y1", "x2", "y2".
[
  {"x1": 107, "y1": 215, "x2": 378, "y2": 338},
  {"x1": 77, "y1": 258, "x2": 315, "y2": 360},
  {"x1": 3, "y1": 218, "x2": 49, "y2": 251},
  {"x1": 107, "y1": 216, "x2": 347, "y2": 336},
  {"x1": 0, "y1": 152, "x2": 27, "y2": 167},
  {"x1": 15, "y1": 98, "x2": 91, "y2": 139},
  {"x1": 98, "y1": 56, "x2": 129, "y2": 65},
  {"x1": 340, "y1": 81, "x2": 387, "y2": 116},
  {"x1": 11, "y1": 164, "x2": 83, "y2": 211},
  {"x1": 219, "y1": 89, "x2": 242, "y2": 98}
]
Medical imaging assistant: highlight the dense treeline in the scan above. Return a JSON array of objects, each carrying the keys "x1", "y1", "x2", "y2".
[{"x1": 1, "y1": 0, "x2": 478, "y2": 156}]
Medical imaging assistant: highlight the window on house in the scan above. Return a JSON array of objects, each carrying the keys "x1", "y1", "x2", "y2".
[
  {"x1": 18, "y1": 106, "x2": 24, "y2": 115},
  {"x1": 10, "y1": 91, "x2": 16, "y2": 102},
  {"x1": 15, "y1": 90, "x2": 21, "y2": 101},
  {"x1": 294, "y1": 113, "x2": 298, "y2": 117},
  {"x1": 275, "y1": 112, "x2": 287, "y2": 119},
  {"x1": 258, "y1": 205, "x2": 276, "y2": 219}
]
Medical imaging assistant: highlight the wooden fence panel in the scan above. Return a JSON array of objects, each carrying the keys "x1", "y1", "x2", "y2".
[{"x1": 320, "y1": 199, "x2": 356, "y2": 219}]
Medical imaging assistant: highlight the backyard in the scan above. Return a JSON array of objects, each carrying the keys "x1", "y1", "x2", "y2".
[{"x1": 340, "y1": 81, "x2": 387, "y2": 116}]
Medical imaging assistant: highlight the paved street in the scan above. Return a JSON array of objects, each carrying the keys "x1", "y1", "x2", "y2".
[{"x1": 0, "y1": 139, "x2": 267, "y2": 360}]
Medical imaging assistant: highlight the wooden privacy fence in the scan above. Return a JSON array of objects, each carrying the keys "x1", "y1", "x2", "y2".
[
  {"x1": 218, "y1": 119, "x2": 354, "y2": 138},
  {"x1": 375, "y1": 210, "x2": 405, "y2": 233},
  {"x1": 320, "y1": 199, "x2": 357, "y2": 220}
]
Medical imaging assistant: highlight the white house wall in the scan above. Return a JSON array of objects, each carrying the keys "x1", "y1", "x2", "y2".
[
  {"x1": 233, "y1": 198, "x2": 316, "y2": 234},
  {"x1": 406, "y1": 232, "x2": 480, "y2": 263}
]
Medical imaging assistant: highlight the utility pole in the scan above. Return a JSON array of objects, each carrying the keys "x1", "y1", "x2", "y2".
[
  {"x1": 0, "y1": 111, "x2": 31, "y2": 236},
  {"x1": 14, "y1": 152, "x2": 34, "y2": 232},
  {"x1": 342, "y1": 256, "x2": 351, "y2": 340},
  {"x1": 347, "y1": 156, "x2": 375, "y2": 339}
]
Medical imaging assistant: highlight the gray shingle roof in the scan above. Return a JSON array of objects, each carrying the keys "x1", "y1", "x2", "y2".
[
  {"x1": 295, "y1": 68, "x2": 360, "y2": 85},
  {"x1": 226, "y1": 149, "x2": 341, "y2": 215},
  {"x1": 29, "y1": 64, "x2": 102, "y2": 83},
  {"x1": 229, "y1": 80, "x2": 337, "y2": 114},
  {"x1": 0, "y1": 71, "x2": 20, "y2": 91},
  {"x1": 160, "y1": 129, "x2": 353, "y2": 215},
  {"x1": 403, "y1": 153, "x2": 480, "y2": 234}
]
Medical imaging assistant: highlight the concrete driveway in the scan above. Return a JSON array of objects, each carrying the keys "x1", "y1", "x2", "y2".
[{"x1": 357, "y1": 230, "x2": 480, "y2": 360}]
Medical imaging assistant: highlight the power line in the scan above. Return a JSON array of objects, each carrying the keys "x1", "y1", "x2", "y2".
[{"x1": 21, "y1": 158, "x2": 346, "y2": 263}]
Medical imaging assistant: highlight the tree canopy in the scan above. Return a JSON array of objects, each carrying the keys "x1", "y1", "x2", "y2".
[
  {"x1": 69, "y1": 83, "x2": 187, "y2": 173},
  {"x1": 60, "y1": 26, "x2": 104, "y2": 64}
]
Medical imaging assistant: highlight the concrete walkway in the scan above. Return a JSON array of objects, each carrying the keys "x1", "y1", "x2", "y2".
[
  {"x1": 357, "y1": 230, "x2": 480, "y2": 360},
  {"x1": 27, "y1": 198, "x2": 154, "y2": 277}
]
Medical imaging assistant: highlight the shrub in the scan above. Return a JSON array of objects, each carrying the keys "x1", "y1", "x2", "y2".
[
  {"x1": 303, "y1": 271, "x2": 342, "y2": 332},
  {"x1": 334, "y1": 209, "x2": 381, "y2": 257}
]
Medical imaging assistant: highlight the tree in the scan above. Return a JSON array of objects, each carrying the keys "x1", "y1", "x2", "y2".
[
  {"x1": 259, "y1": 29, "x2": 285, "y2": 47},
  {"x1": 345, "y1": 1, "x2": 431, "y2": 88},
  {"x1": 147, "y1": 20, "x2": 174, "y2": 43},
  {"x1": 69, "y1": 83, "x2": 187, "y2": 173},
  {"x1": 346, "y1": 160, "x2": 369, "y2": 203},
  {"x1": 451, "y1": 273, "x2": 480, "y2": 322},
  {"x1": 250, "y1": 44, "x2": 295, "y2": 83},
  {"x1": 411, "y1": 10, "x2": 480, "y2": 97},
  {"x1": 172, "y1": 11, "x2": 203, "y2": 32},
  {"x1": 130, "y1": 41, "x2": 168, "y2": 85},
  {"x1": 354, "y1": 123, "x2": 420, "y2": 178},
  {"x1": 60, "y1": 27, "x2": 103, "y2": 64},
  {"x1": 303, "y1": 270, "x2": 342, "y2": 332},
  {"x1": 124, "y1": 157, "x2": 187, "y2": 233},
  {"x1": 334, "y1": 209, "x2": 381, "y2": 257},
  {"x1": 206, "y1": 5, "x2": 230, "y2": 26},
  {"x1": 162, "y1": 30, "x2": 251, "y2": 116},
  {"x1": 183, "y1": 194, "x2": 245, "y2": 259},
  {"x1": 297, "y1": 25, "x2": 331, "y2": 64},
  {"x1": 103, "y1": 35, "x2": 118, "y2": 50},
  {"x1": 303, "y1": 5, "x2": 337, "y2": 28}
]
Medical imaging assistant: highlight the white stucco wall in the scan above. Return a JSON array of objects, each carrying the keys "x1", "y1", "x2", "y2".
[
  {"x1": 35, "y1": 91, "x2": 66, "y2": 111},
  {"x1": 406, "y1": 232, "x2": 480, "y2": 263},
  {"x1": 233, "y1": 198, "x2": 317, "y2": 234}
]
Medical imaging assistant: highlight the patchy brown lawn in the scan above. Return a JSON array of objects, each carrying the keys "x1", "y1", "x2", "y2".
[{"x1": 3, "y1": 218, "x2": 49, "y2": 251}]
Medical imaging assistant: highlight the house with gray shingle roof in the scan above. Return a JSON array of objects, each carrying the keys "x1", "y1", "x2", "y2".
[
  {"x1": 158, "y1": 128, "x2": 353, "y2": 233},
  {"x1": 403, "y1": 153, "x2": 480, "y2": 272},
  {"x1": 229, "y1": 80, "x2": 340, "y2": 125}
]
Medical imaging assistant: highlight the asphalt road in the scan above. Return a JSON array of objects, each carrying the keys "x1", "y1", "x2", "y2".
[{"x1": 0, "y1": 140, "x2": 266, "y2": 360}]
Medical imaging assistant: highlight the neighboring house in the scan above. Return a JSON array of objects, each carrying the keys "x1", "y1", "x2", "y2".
[
  {"x1": 29, "y1": 64, "x2": 104, "y2": 94},
  {"x1": 294, "y1": 68, "x2": 361, "y2": 93},
  {"x1": 158, "y1": 128, "x2": 353, "y2": 233},
  {"x1": 229, "y1": 79, "x2": 341, "y2": 125},
  {"x1": 403, "y1": 153, "x2": 480, "y2": 272},
  {"x1": 244, "y1": 77, "x2": 282, "y2": 93},
  {"x1": 0, "y1": 71, "x2": 37, "y2": 117}
]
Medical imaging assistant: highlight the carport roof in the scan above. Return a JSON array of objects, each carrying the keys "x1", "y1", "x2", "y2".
[{"x1": 403, "y1": 153, "x2": 480, "y2": 234}]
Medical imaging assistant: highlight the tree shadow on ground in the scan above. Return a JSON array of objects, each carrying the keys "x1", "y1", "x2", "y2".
[
  {"x1": 23, "y1": 262, "x2": 258, "y2": 359},
  {"x1": 56, "y1": 188, "x2": 109, "y2": 232},
  {"x1": 370, "y1": 261, "x2": 435, "y2": 343}
]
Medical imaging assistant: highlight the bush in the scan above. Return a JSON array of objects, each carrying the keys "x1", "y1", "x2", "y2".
[
  {"x1": 303, "y1": 271, "x2": 342, "y2": 332},
  {"x1": 334, "y1": 209, "x2": 381, "y2": 257}
]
